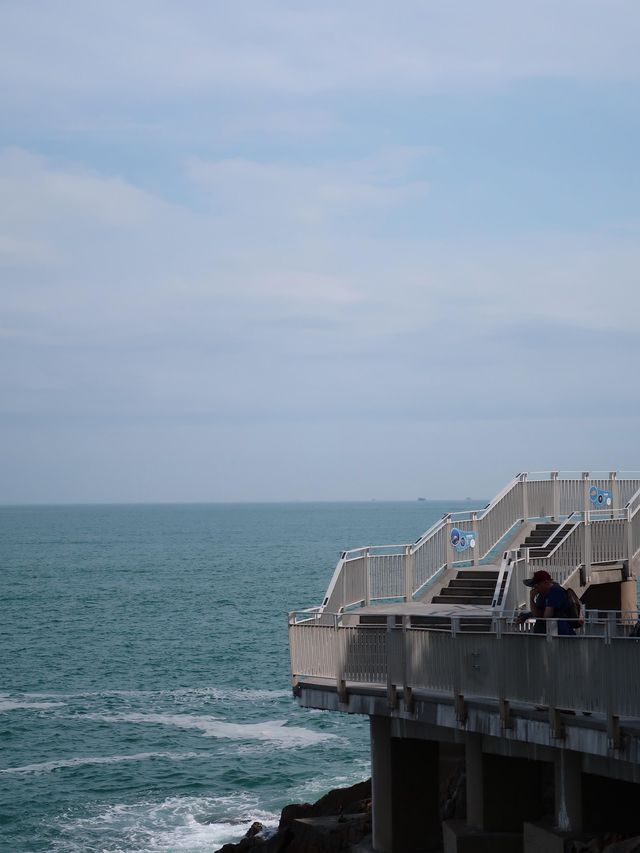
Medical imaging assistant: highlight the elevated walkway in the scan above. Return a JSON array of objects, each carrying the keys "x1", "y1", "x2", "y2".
[{"x1": 289, "y1": 471, "x2": 640, "y2": 852}]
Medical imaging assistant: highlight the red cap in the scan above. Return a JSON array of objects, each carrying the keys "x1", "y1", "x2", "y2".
[{"x1": 523, "y1": 570, "x2": 552, "y2": 587}]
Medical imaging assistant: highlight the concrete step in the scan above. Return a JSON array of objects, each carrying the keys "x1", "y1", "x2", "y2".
[
  {"x1": 439, "y1": 586, "x2": 494, "y2": 597},
  {"x1": 432, "y1": 594, "x2": 493, "y2": 605},
  {"x1": 455, "y1": 570, "x2": 499, "y2": 581},
  {"x1": 449, "y1": 579, "x2": 496, "y2": 590}
]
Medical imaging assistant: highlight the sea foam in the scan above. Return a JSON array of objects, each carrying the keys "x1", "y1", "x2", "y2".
[
  {"x1": 0, "y1": 696, "x2": 65, "y2": 713},
  {"x1": 1, "y1": 751, "x2": 202, "y2": 776},
  {"x1": 80, "y1": 712, "x2": 337, "y2": 746},
  {"x1": 48, "y1": 794, "x2": 279, "y2": 853}
]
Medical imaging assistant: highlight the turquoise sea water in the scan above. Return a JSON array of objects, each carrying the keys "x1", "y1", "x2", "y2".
[{"x1": 0, "y1": 501, "x2": 474, "y2": 852}]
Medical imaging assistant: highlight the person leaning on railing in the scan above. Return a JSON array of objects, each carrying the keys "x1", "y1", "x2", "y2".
[
  {"x1": 516, "y1": 587, "x2": 546, "y2": 634},
  {"x1": 521, "y1": 570, "x2": 575, "y2": 636}
]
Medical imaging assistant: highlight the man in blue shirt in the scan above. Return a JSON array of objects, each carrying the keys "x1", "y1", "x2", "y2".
[{"x1": 523, "y1": 570, "x2": 574, "y2": 635}]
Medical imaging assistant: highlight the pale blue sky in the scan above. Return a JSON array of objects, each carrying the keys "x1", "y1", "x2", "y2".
[{"x1": 1, "y1": 1, "x2": 640, "y2": 502}]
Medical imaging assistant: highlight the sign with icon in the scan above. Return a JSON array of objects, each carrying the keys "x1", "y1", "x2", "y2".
[
  {"x1": 450, "y1": 527, "x2": 477, "y2": 553},
  {"x1": 589, "y1": 486, "x2": 612, "y2": 508}
]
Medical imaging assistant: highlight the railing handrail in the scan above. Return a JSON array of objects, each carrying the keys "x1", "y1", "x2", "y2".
[
  {"x1": 626, "y1": 482, "x2": 640, "y2": 518},
  {"x1": 527, "y1": 470, "x2": 640, "y2": 479},
  {"x1": 525, "y1": 516, "x2": 581, "y2": 562},
  {"x1": 317, "y1": 471, "x2": 639, "y2": 614},
  {"x1": 289, "y1": 608, "x2": 640, "y2": 633},
  {"x1": 338, "y1": 473, "x2": 640, "y2": 561}
]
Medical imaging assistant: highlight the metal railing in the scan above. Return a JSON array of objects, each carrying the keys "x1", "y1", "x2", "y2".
[
  {"x1": 318, "y1": 472, "x2": 640, "y2": 616},
  {"x1": 289, "y1": 609, "x2": 640, "y2": 718}
]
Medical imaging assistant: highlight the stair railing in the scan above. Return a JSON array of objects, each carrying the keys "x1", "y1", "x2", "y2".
[{"x1": 319, "y1": 474, "x2": 640, "y2": 615}]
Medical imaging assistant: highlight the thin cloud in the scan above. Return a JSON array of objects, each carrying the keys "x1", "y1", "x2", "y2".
[{"x1": 2, "y1": 1, "x2": 640, "y2": 106}]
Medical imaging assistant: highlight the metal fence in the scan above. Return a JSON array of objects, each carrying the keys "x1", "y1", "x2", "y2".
[
  {"x1": 316, "y1": 473, "x2": 640, "y2": 616},
  {"x1": 289, "y1": 610, "x2": 640, "y2": 717}
]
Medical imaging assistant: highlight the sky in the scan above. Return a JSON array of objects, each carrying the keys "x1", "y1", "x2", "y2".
[{"x1": 1, "y1": 1, "x2": 640, "y2": 503}]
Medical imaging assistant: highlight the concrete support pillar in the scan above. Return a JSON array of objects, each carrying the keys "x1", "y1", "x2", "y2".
[
  {"x1": 466, "y1": 735, "x2": 545, "y2": 832},
  {"x1": 554, "y1": 749, "x2": 582, "y2": 832},
  {"x1": 621, "y1": 579, "x2": 637, "y2": 621},
  {"x1": 370, "y1": 715, "x2": 393, "y2": 853},
  {"x1": 370, "y1": 717, "x2": 441, "y2": 852},
  {"x1": 391, "y1": 737, "x2": 440, "y2": 851},
  {"x1": 465, "y1": 733, "x2": 484, "y2": 829}
]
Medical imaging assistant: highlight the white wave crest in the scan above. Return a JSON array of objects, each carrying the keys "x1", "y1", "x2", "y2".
[
  {"x1": 81, "y1": 712, "x2": 336, "y2": 746},
  {"x1": 0, "y1": 697, "x2": 65, "y2": 713},
  {"x1": 16, "y1": 686, "x2": 290, "y2": 701},
  {"x1": 0, "y1": 751, "x2": 202, "y2": 776},
  {"x1": 49, "y1": 794, "x2": 279, "y2": 853}
]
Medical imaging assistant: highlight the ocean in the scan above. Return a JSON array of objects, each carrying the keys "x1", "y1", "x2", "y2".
[{"x1": 0, "y1": 500, "x2": 474, "y2": 852}]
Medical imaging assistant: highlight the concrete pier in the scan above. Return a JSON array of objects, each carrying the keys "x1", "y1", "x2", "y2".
[{"x1": 290, "y1": 471, "x2": 640, "y2": 851}]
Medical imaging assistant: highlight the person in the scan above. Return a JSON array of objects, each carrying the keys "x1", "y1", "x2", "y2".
[
  {"x1": 516, "y1": 587, "x2": 546, "y2": 633},
  {"x1": 522, "y1": 570, "x2": 575, "y2": 636}
]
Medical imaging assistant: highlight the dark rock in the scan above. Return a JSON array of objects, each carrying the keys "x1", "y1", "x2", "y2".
[
  {"x1": 215, "y1": 780, "x2": 372, "y2": 853},
  {"x1": 278, "y1": 780, "x2": 371, "y2": 831},
  {"x1": 279, "y1": 803, "x2": 314, "y2": 830},
  {"x1": 215, "y1": 820, "x2": 267, "y2": 852},
  {"x1": 246, "y1": 822, "x2": 264, "y2": 839}
]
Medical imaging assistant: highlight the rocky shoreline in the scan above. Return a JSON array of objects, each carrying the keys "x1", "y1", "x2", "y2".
[
  {"x1": 214, "y1": 772, "x2": 640, "y2": 853},
  {"x1": 215, "y1": 780, "x2": 373, "y2": 853}
]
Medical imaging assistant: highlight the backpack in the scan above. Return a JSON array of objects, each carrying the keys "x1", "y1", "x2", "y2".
[{"x1": 565, "y1": 587, "x2": 584, "y2": 629}]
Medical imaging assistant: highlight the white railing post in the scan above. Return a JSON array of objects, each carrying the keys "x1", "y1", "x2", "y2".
[
  {"x1": 445, "y1": 514, "x2": 454, "y2": 569},
  {"x1": 471, "y1": 511, "x2": 478, "y2": 566},
  {"x1": 334, "y1": 614, "x2": 347, "y2": 701},
  {"x1": 521, "y1": 472, "x2": 529, "y2": 521},
  {"x1": 404, "y1": 545, "x2": 413, "y2": 602},
  {"x1": 364, "y1": 548, "x2": 371, "y2": 607},
  {"x1": 551, "y1": 471, "x2": 559, "y2": 521},
  {"x1": 386, "y1": 615, "x2": 398, "y2": 708},
  {"x1": 582, "y1": 471, "x2": 591, "y2": 517},
  {"x1": 582, "y1": 472, "x2": 592, "y2": 577},
  {"x1": 610, "y1": 471, "x2": 619, "y2": 513}
]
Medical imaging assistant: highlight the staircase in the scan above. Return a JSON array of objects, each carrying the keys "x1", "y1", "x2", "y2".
[
  {"x1": 432, "y1": 569, "x2": 498, "y2": 605},
  {"x1": 519, "y1": 522, "x2": 564, "y2": 558}
]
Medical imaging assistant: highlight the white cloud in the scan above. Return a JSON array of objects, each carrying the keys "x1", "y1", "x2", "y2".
[
  {"x1": 186, "y1": 148, "x2": 431, "y2": 228},
  {"x1": 1, "y1": 145, "x2": 640, "y2": 500},
  {"x1": 1, "y1": 0, "x2": 639, "y2": 111},
  {"x1": 2, "y1": 147, "x2": 639, "y2": 360}
]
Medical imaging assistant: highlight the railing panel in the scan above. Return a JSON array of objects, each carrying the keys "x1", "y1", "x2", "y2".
[
  {"x1": 369, "y1": 555, "x2": 404, "y2": 600},
  {"x1": 406, "y1": 631, "x2": 640, "y2": 717},
  {"x1": 343, "y1": 557, "x2": 367, "y2": 608},
  {"x1": 558, "y1": 479, "x2": 584, "y2": 516},
  {"x1": 591, "y1": 519, "x2": 626, "y2": 564},
  {"x1": 526, "y1": 479, "x2": 555, "y2": 519},
  {"x1": 289, "y1": 624, "x2": 336, "y2": 679},
  {"x1": 475, "y1": 481, "x2": 523, "y2": 560},
  {"x1": 633, "y1": 511, "x2": 640, "y2": 558},
  {"x1": 412, "y1": 525, "x2": 447, "y2": 593},
  {"x1": 620, "y1": 479, "x2": 640, "y2": 506},
  {"x1": 290, "y1": 610, "x2": 640, "y2": 716},
  {"x1": 534, "y1": 524, "x2": 583, "y2": 573},
  {"x1": 340, "y1": 627, "x2": 388, "y2": 684}
]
